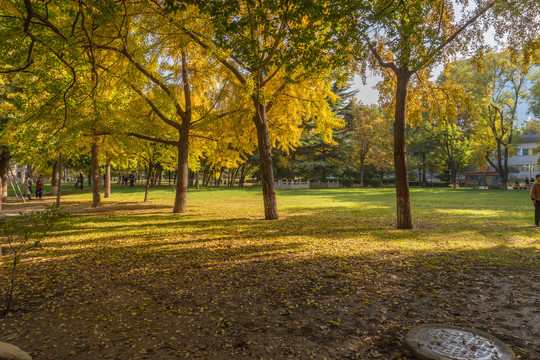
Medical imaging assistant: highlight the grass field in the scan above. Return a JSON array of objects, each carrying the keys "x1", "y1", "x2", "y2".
[{"x1": 0, "y1": 186, "x2": 539, "y2": 359}]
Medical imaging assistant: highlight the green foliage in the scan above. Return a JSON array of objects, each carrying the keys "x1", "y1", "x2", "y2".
[
  {"x1": 448, "y1": 52, "x2": 534, "y2": 185},
  {"x1": 528, "y1": 70, "x2": 540, "y2": 120},
  {"x1": 368, "y1": 177, "x2": 382, "y2": 187},
  {"x1": 170, "y1": 0, "x2": 352, "y2": 75}
]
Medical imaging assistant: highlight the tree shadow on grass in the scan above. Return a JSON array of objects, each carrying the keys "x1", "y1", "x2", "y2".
[{"x1": 31, "y1": 203, "x2": 540, "y2": 273}]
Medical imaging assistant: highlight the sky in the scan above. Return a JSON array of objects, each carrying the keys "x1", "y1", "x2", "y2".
[
  {"x1": 348, "y1": 27, "x2": 535, "y2": 124},
  {"x1": 351, "y1": 74, "x2": 380, "y2": 105}
]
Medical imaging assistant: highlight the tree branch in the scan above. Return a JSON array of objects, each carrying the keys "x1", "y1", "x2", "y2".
[
  {"x1": 0, "y1": 40, "x2": 35, "y2": 73},
  {"x1": 413, "y1": 1, "x2": 495, "y2": 72},
  {"x1": 96, "y1": 44, "x2": 188, "y2": 123},
  {"x1": 127, "y1": 132, "x2": 178, "y2": 146},
  {"x1": 180, "y1": 26, "x2": 248, "y2": 85},
  {"x1": 96, "y1": 64, "x2": 182, "y2": 131},
  {"x1": 367, "y1": 42, "x2": 399, "y2": 73}
]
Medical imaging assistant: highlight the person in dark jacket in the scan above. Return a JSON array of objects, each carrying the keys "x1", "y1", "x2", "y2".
[
  {"x1": 530, "y1": 174, "x2": 540, "y2": 227},
  {"x1": 36, "y1": 176, "x2": 44, "y2": 199}
]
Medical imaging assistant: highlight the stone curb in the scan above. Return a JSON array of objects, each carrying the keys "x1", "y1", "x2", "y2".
[{"x1": 0, "y1": 342, "x2": 32, "y2": 360}]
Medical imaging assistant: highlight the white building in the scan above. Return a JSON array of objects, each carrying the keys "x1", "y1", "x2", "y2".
[{"x1": 507, "y1": 135, "x2": 540, "y2": 179}]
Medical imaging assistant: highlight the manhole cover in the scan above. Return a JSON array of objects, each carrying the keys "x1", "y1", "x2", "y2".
[{"x1": 404, "y1": 324, "x2": 515, "y2": 360}]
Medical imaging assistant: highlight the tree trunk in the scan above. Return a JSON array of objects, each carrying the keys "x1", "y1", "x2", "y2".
[
  {"x1": 104, "y1": 160, "x2": 111, "y2": 198},
  {"x1": 450, "y1": 161, "x2": 457, "y2": 189},
  {"x1": 0, "y1": 148, "x2": 9, "y2": 202},
  {"x1": 144, "y1": 161, "x2": 154, "y2": 203},
  {"x1": 55, "y1": 162, "x2": 62, "y2": 206},
  {"x1": 489, "y1": 143, "x2": 510, "y2": 190},
  {"x1": 239, "y1": 163, "x2": 246, "y2": 187},
  {"x1": 216, "y1": 167, "x2": 224, "y2": 186},
  {"x1": 360, "y1": 158, "x2": 365, "y2": 188},
  {"x1": 188, "y1": 169, "x2": 194, "y2": 187},
  {"x1": 195, "y1": 170, "x2": 199, "y2": 190},
  {"x1": 51, "y1": 162, "x2": 61, "y2": 196},
  {"x1": 91, "y1": 143, "x2": 101, "y2": 208},
  {"x1": 501, "y1": 147, "x2": 509, "y2": 189},
  {"x1": 290, "y1": 153, "x2": 296, "y2": 181},
  {"x1": 173, "y1": 128, "x2": 189, "y2": 213},
  {"x1": 254, "y1": 102, "x2": 278, "y2": 220},
  {"x1": 422, "y1": 152, "x2": 427, "y2": 187},
  {"x1": 26, "y1": 165, "x2": 35, "y2": 182},
  {"x1": 393, "y1": 69, "x2": 413, "y2": 229},
  {"x1": 230, "y1": 167, "x2": 240, "y2": 187},
  {"x1": 204, "y1": 169, "x2": 213, "y2": 187},
  {"x1": 157, "y1": 165, "x2": 162, "y2": 186}
]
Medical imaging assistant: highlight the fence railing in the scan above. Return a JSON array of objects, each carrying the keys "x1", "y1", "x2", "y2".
[
  {"x1": 274, "y1": 180, "x2": 310, "y2": 189},
  {"x1": 274, "y1": 180, "x2": 340, "y2": 189}
]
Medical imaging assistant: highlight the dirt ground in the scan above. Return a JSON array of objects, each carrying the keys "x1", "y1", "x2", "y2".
[{"x1": 0, "y1": 200, "x2": 539, "y2": 359}]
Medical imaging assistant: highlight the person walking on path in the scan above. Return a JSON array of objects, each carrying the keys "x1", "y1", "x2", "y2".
[
  {"x1": 22, "y1": 176, "x2": 32, "y2": 200},
  {"x1": 530, "y1": 174, "x2": 540, "y2": 227},
  {"x1": 36, "y1": 176, "x2": 44, "y2": 199},
  {"x1": 28, "y1": 176, "x2": 33, "y2": 194}
]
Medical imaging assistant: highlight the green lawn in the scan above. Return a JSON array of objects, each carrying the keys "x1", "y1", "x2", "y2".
[{"x1": 0, "y1": 186, "x2": 538, "y2": 359}]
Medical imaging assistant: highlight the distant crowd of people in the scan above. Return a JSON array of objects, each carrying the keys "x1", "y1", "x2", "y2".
[
  {"x1": 20, "y1": 170, "x2": 140, "y2": 200},
  {"x1": 514, "y1": 176, "x2": 535, "y2": 189}
]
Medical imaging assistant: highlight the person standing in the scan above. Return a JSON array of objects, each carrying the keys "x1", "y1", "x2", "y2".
[
  {"x1": 36, "y1": 176, "x2": 44, "y2": 199},
  {"x1": 78, "y1": 173, "x2": 84, "y2": 190},
  {"x1": 28, "y1": 176, "x2": 33, "y2": 194},
  {"x1": 22, "y1": 176, "x2": 32, "y2": 200},
  {"x1": 524, "y1": 176, "x2": 530, "y2": 187},
  {"x1": 530, "y1": 174, "x2": 540, "y2": 227}
]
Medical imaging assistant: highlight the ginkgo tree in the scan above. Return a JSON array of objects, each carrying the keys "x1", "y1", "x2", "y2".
[
  {"x1": 91, "y1": 1, "x2": 253, "y2": 213},
  {"x1": 346, "y1": 101, "x2": 393, "y2": 187},
  {"x1": 166, "y1": 0, "x2": 350, "y2": 219}
]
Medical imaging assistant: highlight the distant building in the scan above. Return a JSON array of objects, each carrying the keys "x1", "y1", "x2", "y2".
[
  {"x1": 468, "y1": 135, "x2": 540, "y2": 188},
  {"x1": 506, "y1": 135, "x2": 540, "y2": 179},
  {"x1": 7, "y1": 163, "x2": 29, "y2": 184}
]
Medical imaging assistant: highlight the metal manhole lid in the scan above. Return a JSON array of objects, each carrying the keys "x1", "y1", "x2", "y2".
[{"x1": 404, "y1": 324, "x2": 516, "y2": 360}]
